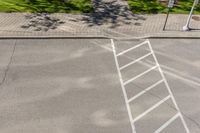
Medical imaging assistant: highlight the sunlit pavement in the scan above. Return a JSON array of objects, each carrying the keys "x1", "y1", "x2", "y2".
[
  {"x1": 1, "y1": 13, "x2": 200, "y2": 38},
  {"x1": 0, "y1": 39, "x2": 199, "y2": 133}
]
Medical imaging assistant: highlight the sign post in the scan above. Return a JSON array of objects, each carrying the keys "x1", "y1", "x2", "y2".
[
  {"x1": 183, "y1": 0, "x2": 199, "y2": 31},
  {"x1": 163, "y1": 0, "x2": 175, "y2": 30}
]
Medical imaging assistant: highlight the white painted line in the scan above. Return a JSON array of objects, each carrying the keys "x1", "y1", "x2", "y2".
[
  {"x1": 111, "y1": 39, "x2": 137, "y2": 133},
  {"x1": 132, "y1": 95, "x2": 171, "y2": 123},
  {"x1": 111, "y1": 39, "x2": 190, "y2": 133},
  {"x1": 120, "y1": 52, "x2": 153, "y2": 71},
  {"x1": 127, "y1": 79, "x2": 164, "y2": 103},
  {"x1": 134, "y1": 55, "x2": 200, "y2": 88},
  {"x1": 147, "y1": 40, "x2": 190, "y2": 133},
  {"x1": 154, "y1": 113, "x2": 180, "y2": 133},
  {"x1": 124, "y1": 65, "x2": 158, "y2": 86},
  {"x1": 104, "y1": 28, "x2": 133, "y2": 37},
  {"x1": 91, "y1": 40, "x2": 113, "y2": 51},
  {"x1": 116, "y1": 41, "x2": 148, "y2": 57}
]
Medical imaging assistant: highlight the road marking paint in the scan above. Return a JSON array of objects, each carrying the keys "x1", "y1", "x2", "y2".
[
  {"x1": 132, "y1": 95, "x2": 171, "y2": 123},
  {"x1": 111, "y1": 39, "x2": 190, "y2": 133},
  {"x1": 111, "y1": 39, "x2": 137, "y2": 133},
  {"x1": 127, "y1": 79, "x2": 164, "y2": 103},
  {"x1": 91, "y1": 40, "x2": 113, "y2": 51},
  {"x1": 123, "y1": 65, "x2": 158, "y2": 86},
  {"x1": 147, "y1": 40, "x2": 190, "y2": 133},
  {"x1": 116, "y1": 41, "x2": 148, "y2": 57},
  {"x1": 154, "y1": 113, "x2": 180, "y2": 133},
  {"x1": 92, "y1": 39, "x2": 200, "y2": 88},
  {"x1": 120, "y1": 52, "x2": 152, "y2": 70}
]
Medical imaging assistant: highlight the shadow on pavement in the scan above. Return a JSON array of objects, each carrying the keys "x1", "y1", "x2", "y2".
[
  {"x1": 80, "y1": 0, "x2": 146, "y2": 28},
  {"x1": 21, "y1": 13, "x2": 65, "y2": 32}
]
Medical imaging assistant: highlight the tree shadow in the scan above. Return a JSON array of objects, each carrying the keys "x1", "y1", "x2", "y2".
[
  {"x1": 80, "y1": 0, "x2": 146, "y2": 28},
  {"x1": 21, "y1": 13, "x2": 65, "y2": 32}
]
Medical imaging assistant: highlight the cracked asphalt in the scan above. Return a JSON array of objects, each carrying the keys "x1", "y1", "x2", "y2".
[{"x1": 0, "y1": 39, "x2": 199, "y2": 133}]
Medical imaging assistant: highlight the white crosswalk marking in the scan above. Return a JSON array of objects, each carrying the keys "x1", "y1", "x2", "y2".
[
  {"x1": 127, "y1": 79, "x2": 164, "y2": 103},
  {"x1": 123, "y1": 65, "x2": 158, "y2": 86},
  {"x1": 154, "y1": 113, "x2": 180, "y2": 133},
  {"x1": 132, "y1": 95, "x2": 171, "y2": 123},
  {"x1": 111, "y1": 39, "x2": 190, "y2": 133},
  {"x1": 116, "y1": 40, "x2": 148, "y2": 57},
  {"x1": 120, "y1": 52, "x2": 152, "y2": 70}
]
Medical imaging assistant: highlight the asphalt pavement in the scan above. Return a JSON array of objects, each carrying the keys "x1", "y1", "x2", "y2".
[{"x1": 0, "y1": 39, "x2": 199, "y2": 133}]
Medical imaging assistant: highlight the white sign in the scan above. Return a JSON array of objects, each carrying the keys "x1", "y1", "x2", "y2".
[
  {"x1": 195, "y1": 0, "x2": 199, "y2": 5},
  {"x1": 168, "y1": 0, "x2": 175, "y2": 8}
]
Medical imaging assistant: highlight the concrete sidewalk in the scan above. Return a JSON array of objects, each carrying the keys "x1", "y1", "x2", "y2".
[{"x1": 0, "y1": 13, "x2": 200, "y2": 38}]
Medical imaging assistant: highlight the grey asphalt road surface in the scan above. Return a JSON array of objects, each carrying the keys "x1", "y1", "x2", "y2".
[{"x1": 0, "y1": 39, "x2": 199, "y2": 133}]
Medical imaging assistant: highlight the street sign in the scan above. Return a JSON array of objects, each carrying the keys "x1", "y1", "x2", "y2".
[
  {"x1": 165, "y1": 0, "x2": 199, "y2": 31},
  {"x1": 195, "y1": 0, "x2": 199, "y2": 5},
  {"x1": 168, "y1": 0, "x2": 175, "y2": 8}
]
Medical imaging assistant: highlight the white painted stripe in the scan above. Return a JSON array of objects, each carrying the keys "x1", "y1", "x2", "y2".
[
  {"x1": 132, "y1": 95, "x2": 171, "y2": 123},
  {"x1": 111, "y1": 39, "x2": 190, "y2": 133},
  {"x1": 120, "y1": 52, "x2": 152, "y2": 71},
  {"x1": 147, "y1": 40, "x2": 190, "y2": 133},
  {"x1": 111, "y1": 39, "x2": 137, "y2": 133},
  {"x1": 116, "y1": 41, "x2": 148, "y2": 57},
  {"x1": 127, "y1": 79, "x2": 164, "y2": 103},
  {"x1": 154, "y1": 113, "x2": 180, "y2": 133},
  {"x1": 91, "y1": 40, "x2": 113, "y2": 51},
  {"x1": 124, "y1": 65, "x2": 158, "y2": 86}
]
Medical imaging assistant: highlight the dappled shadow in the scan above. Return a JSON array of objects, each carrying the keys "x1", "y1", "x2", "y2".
[
  {"x1": 21, "y1": 13, "x2": 65, "y2": 31},
  {"x1": 80, "y1": 0, "x2": 146, "y2": 28}
]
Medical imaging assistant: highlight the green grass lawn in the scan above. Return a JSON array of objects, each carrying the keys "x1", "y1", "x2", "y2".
[
  {"x1": 128, "y1": 0, "x2": 200, "y2": 14},
  {"x1": 0, "y1": 0, "x2": 93, "y2": 13},
  {"x1": 0, "y1": 0, "x2": 200, "y2": 14}
]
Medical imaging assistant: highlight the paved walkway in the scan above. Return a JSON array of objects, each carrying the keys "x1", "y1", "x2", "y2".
[{"x1": 0, "y1": 13, "x2": 200, "y2": 38}]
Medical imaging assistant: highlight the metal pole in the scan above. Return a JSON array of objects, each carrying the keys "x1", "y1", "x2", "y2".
[
  {"x1": 183, "y1": 0, "x2": 199, "y2": 31},
  {"x1": 163, "y1": 0, "x2": 175, "y2": 31},
  {"x1": 163, "y1": 8, "x2": 171, "y2": 31}
]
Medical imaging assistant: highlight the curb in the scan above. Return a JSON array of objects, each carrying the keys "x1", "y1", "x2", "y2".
[
  {"x1": 0, "y1": 32, "x2": 200, "y2": 39},
  {"x1": 0, "y1": 36, "x2": 110, "y2": 39}
]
